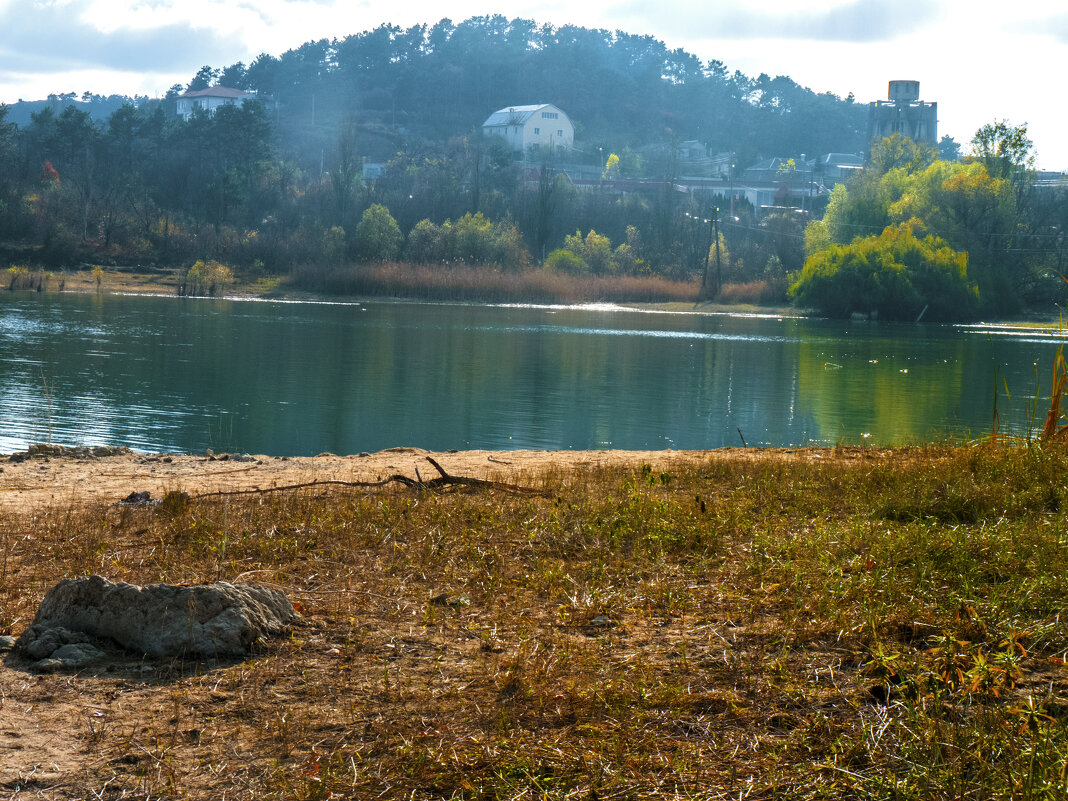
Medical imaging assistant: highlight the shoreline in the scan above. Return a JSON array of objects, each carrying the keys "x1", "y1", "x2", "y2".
[
  {"x1": 0, "y1": 443, "x2": 898, "y2": 515},
  {"x1": 25, "y1": 267, "x2": 1068, "y2": 324},
  {"x1": 36, "y1": 266, "x2": 804, "y2": 318}
]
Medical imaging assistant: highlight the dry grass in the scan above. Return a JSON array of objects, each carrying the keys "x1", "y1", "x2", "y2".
[
  {"x1": 3, "y1": 445, "x2": 1068, "y2": 798},
  {"x1": 716, "y1": 280, "x2": 788, "y2": 306},
  {"x1": 294, "y1": 263, "x2": 700, "y2": 305}
]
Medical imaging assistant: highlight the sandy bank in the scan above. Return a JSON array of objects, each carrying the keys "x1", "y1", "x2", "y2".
[{"x1": 0, "y1": 445, "x2": 884, "y2": 514}]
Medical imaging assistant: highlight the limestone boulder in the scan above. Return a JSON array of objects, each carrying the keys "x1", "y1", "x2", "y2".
[{"x1": 15, "y1": 575, "x2": 297, "y2": 661}]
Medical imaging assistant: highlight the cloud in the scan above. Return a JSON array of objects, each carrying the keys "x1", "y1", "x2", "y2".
[
  {"x1": 0, "y1": 0, "x2": 236, "y2": 77},
  {"x1": 1021, "y1": 12, "x2": 1068, "y2": 43},
  {"x1": 612, "y1": 0, "x2": 944, "y2": 43}
]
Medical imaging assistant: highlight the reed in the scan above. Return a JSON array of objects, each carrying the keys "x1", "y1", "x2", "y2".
[{"x1": 294, "y1": 262, "x2": 700, "y2": 304}]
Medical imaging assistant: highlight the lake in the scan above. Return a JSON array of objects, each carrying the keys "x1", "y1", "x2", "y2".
[{"x1": 0, "y1": 292, "x2": 1063, "y2": 455}]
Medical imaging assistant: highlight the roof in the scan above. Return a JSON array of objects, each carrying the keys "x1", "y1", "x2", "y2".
[
  {"x1": 482, "y1": 104, "x2": 557, "y2": 128},
  {"x1": 179, "y1": 87, "x2": 252, "y2": 100},
  {"x1": 819, "y1": 153, "x2": 865, "y2": 167}
]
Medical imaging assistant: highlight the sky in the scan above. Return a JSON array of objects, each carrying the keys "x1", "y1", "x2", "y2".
[{"x1": 1, "y1": 0, "x2": 1066, "y2": 170}]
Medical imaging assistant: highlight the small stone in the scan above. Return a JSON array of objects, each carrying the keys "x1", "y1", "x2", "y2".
[
  {"x1": 20, "y1": 625, "x2": 90, "y2": 660},
  {"x1": 120, "y1": 491, "x2": 154, "y2": 506},
  {"x1": 589, "y1": 615, "x2": 614, "y2": 628},
  {"x1": 0, "y1": 635, "x2": 16, "y2": 651},
  {"x1": 49, "y1": 642, "x2": 105, "y2": 667}
]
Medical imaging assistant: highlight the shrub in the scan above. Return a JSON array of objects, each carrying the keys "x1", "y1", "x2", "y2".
[
  {"x1": 179, "y1": 260, "x2": 235, "y2": 296},
  {"x1": 544, "y1": 249, "x2": 589, "y2": 274},
  {"x1": 560, "y1": 229, "x2": 618, "y2": 275}
]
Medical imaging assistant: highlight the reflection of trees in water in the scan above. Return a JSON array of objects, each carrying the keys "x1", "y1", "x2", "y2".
[
  {"x1": 6, "y1": 294, "x2": 1062, "y2": 453},
  {"x1": 797, "y1": 333, "x2": 967, "y2": 445}
]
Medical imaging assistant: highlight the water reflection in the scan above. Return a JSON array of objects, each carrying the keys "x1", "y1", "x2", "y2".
[{"x1": 0, "y1": 293, "x2": 1061, "y2": 455}]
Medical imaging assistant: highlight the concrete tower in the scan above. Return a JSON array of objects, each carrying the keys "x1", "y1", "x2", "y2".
[{"x1": 868, "y1": 80, "x2": 937, "y2": 145}]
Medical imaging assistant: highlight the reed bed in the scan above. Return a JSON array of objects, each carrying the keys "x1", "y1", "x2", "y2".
[
  {"x1": 3, "y1": 445, "x2": 1068, "y2": 798},
  {"x1": 294, "y1": 262, "x2": 700, "y2": 305}
]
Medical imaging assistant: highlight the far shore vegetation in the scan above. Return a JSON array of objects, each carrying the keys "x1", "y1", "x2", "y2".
[{"x1": 0, "y1": 17, "x2": 1066, "y2": 320}]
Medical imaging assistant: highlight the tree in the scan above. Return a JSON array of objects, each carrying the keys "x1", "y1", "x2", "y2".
[
  {"x1": 809, "y1": 148, "x2": 1023, "y2": 314},
  {"x1": 603, "y1": 153, "x2": 620, "y2": 180},
  {"x1": 938, "y1": 135, "x2": 961, "y2": 162},
  {"x1": 790, "y1": 220, "x2": 978, "y2": 321},
  {"x1": 0, "y1": 105, "x2": 17, "y2": 232},
  {"x1": 328, "y1": 123, "x2": 361, "y2": 227},
  {"x1": 219, "y1": 62, "x2": 249, "y2": 90},
  {"x1": 354, "y1": 204, "x2": 402, "y2": 262},
  {"x1": 970, "y1": 120, "x2": 1034, "y2": 179},
  {"x1": 188, "y1": 66, "x2": 220, "y2": 91},
  {"x1": 870, "y1": 133, "x2": 936, "y2": 176}
]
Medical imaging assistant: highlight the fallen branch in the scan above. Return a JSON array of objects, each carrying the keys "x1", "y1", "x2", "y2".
[{"x1": 187, "y1": 457, "x2": 545, "y2": 501}]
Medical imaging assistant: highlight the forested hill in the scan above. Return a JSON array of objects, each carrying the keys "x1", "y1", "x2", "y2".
[
  {"x1": 0, "y1": 16, "x2": 883, "y2": 293},
  {"x1": 8, "y1": 16, "x2": 868, "y2": 168}
]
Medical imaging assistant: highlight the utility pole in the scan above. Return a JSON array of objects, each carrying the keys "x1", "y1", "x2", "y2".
[
  {"x1": 729, "y1": 154, "x2": 735, "y2": 219},
  {"x1": 713, "y1": 206, "x2": 722, "y2": 297},
  {"x1": 698, "y1": 207, "x2": 721, "y2": 302}
]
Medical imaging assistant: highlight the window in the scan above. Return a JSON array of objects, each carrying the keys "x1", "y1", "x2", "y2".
[
  {"x1": 541, "y1": 111, "x2": 558, "y2": 120},
  {"x1": 558, "y1": 130, "x2": 563, "y2": 137},
  {"x1": 534, "y1": 127, "x2": 540, "y2": 134}
]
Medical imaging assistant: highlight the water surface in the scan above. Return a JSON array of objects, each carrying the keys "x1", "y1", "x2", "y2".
[{"x1": 0, "y1": 292, "x2": 1061, "y2": 455}]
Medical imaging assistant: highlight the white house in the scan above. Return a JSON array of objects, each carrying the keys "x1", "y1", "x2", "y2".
[
  {"x1": 481, "y1": 104, "x2": 574, "y2": 154},
  {"x1": 176, "y1": 87, "x2": 257, "y2": 121}
]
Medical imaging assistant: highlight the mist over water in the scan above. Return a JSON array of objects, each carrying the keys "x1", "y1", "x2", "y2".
[{"x1": 0, "y1": 293, "x2": 1061, "y2": 456}]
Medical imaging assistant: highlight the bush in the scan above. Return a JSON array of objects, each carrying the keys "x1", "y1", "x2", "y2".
[
  {"x1": 179, "y1": 260, "x2": 235, "y2": 296},
  {"x1": 403, "y1": 213, "x2": 529, "y2": 271},
  {"x1": 6, "y1": 265, "x2": 48, "y2": 291},
  {"x1": 789, "y1": 220, "x2": 979, "y2": 321},
  {"x1": 559, "y1": 230, "x2": 619, "y2": 275},
  {"x1": 544, "y1": 249, "x2": 589, "y2": 274}
]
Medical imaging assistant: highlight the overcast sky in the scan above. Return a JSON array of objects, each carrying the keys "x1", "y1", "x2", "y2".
[{"x1": 2, "y1": 0, "x2": 1066, "y2": 169}]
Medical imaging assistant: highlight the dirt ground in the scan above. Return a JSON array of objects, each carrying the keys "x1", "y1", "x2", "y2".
[{"x1": 0, "y1": 445, "x2": 839, "y2": 517}]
